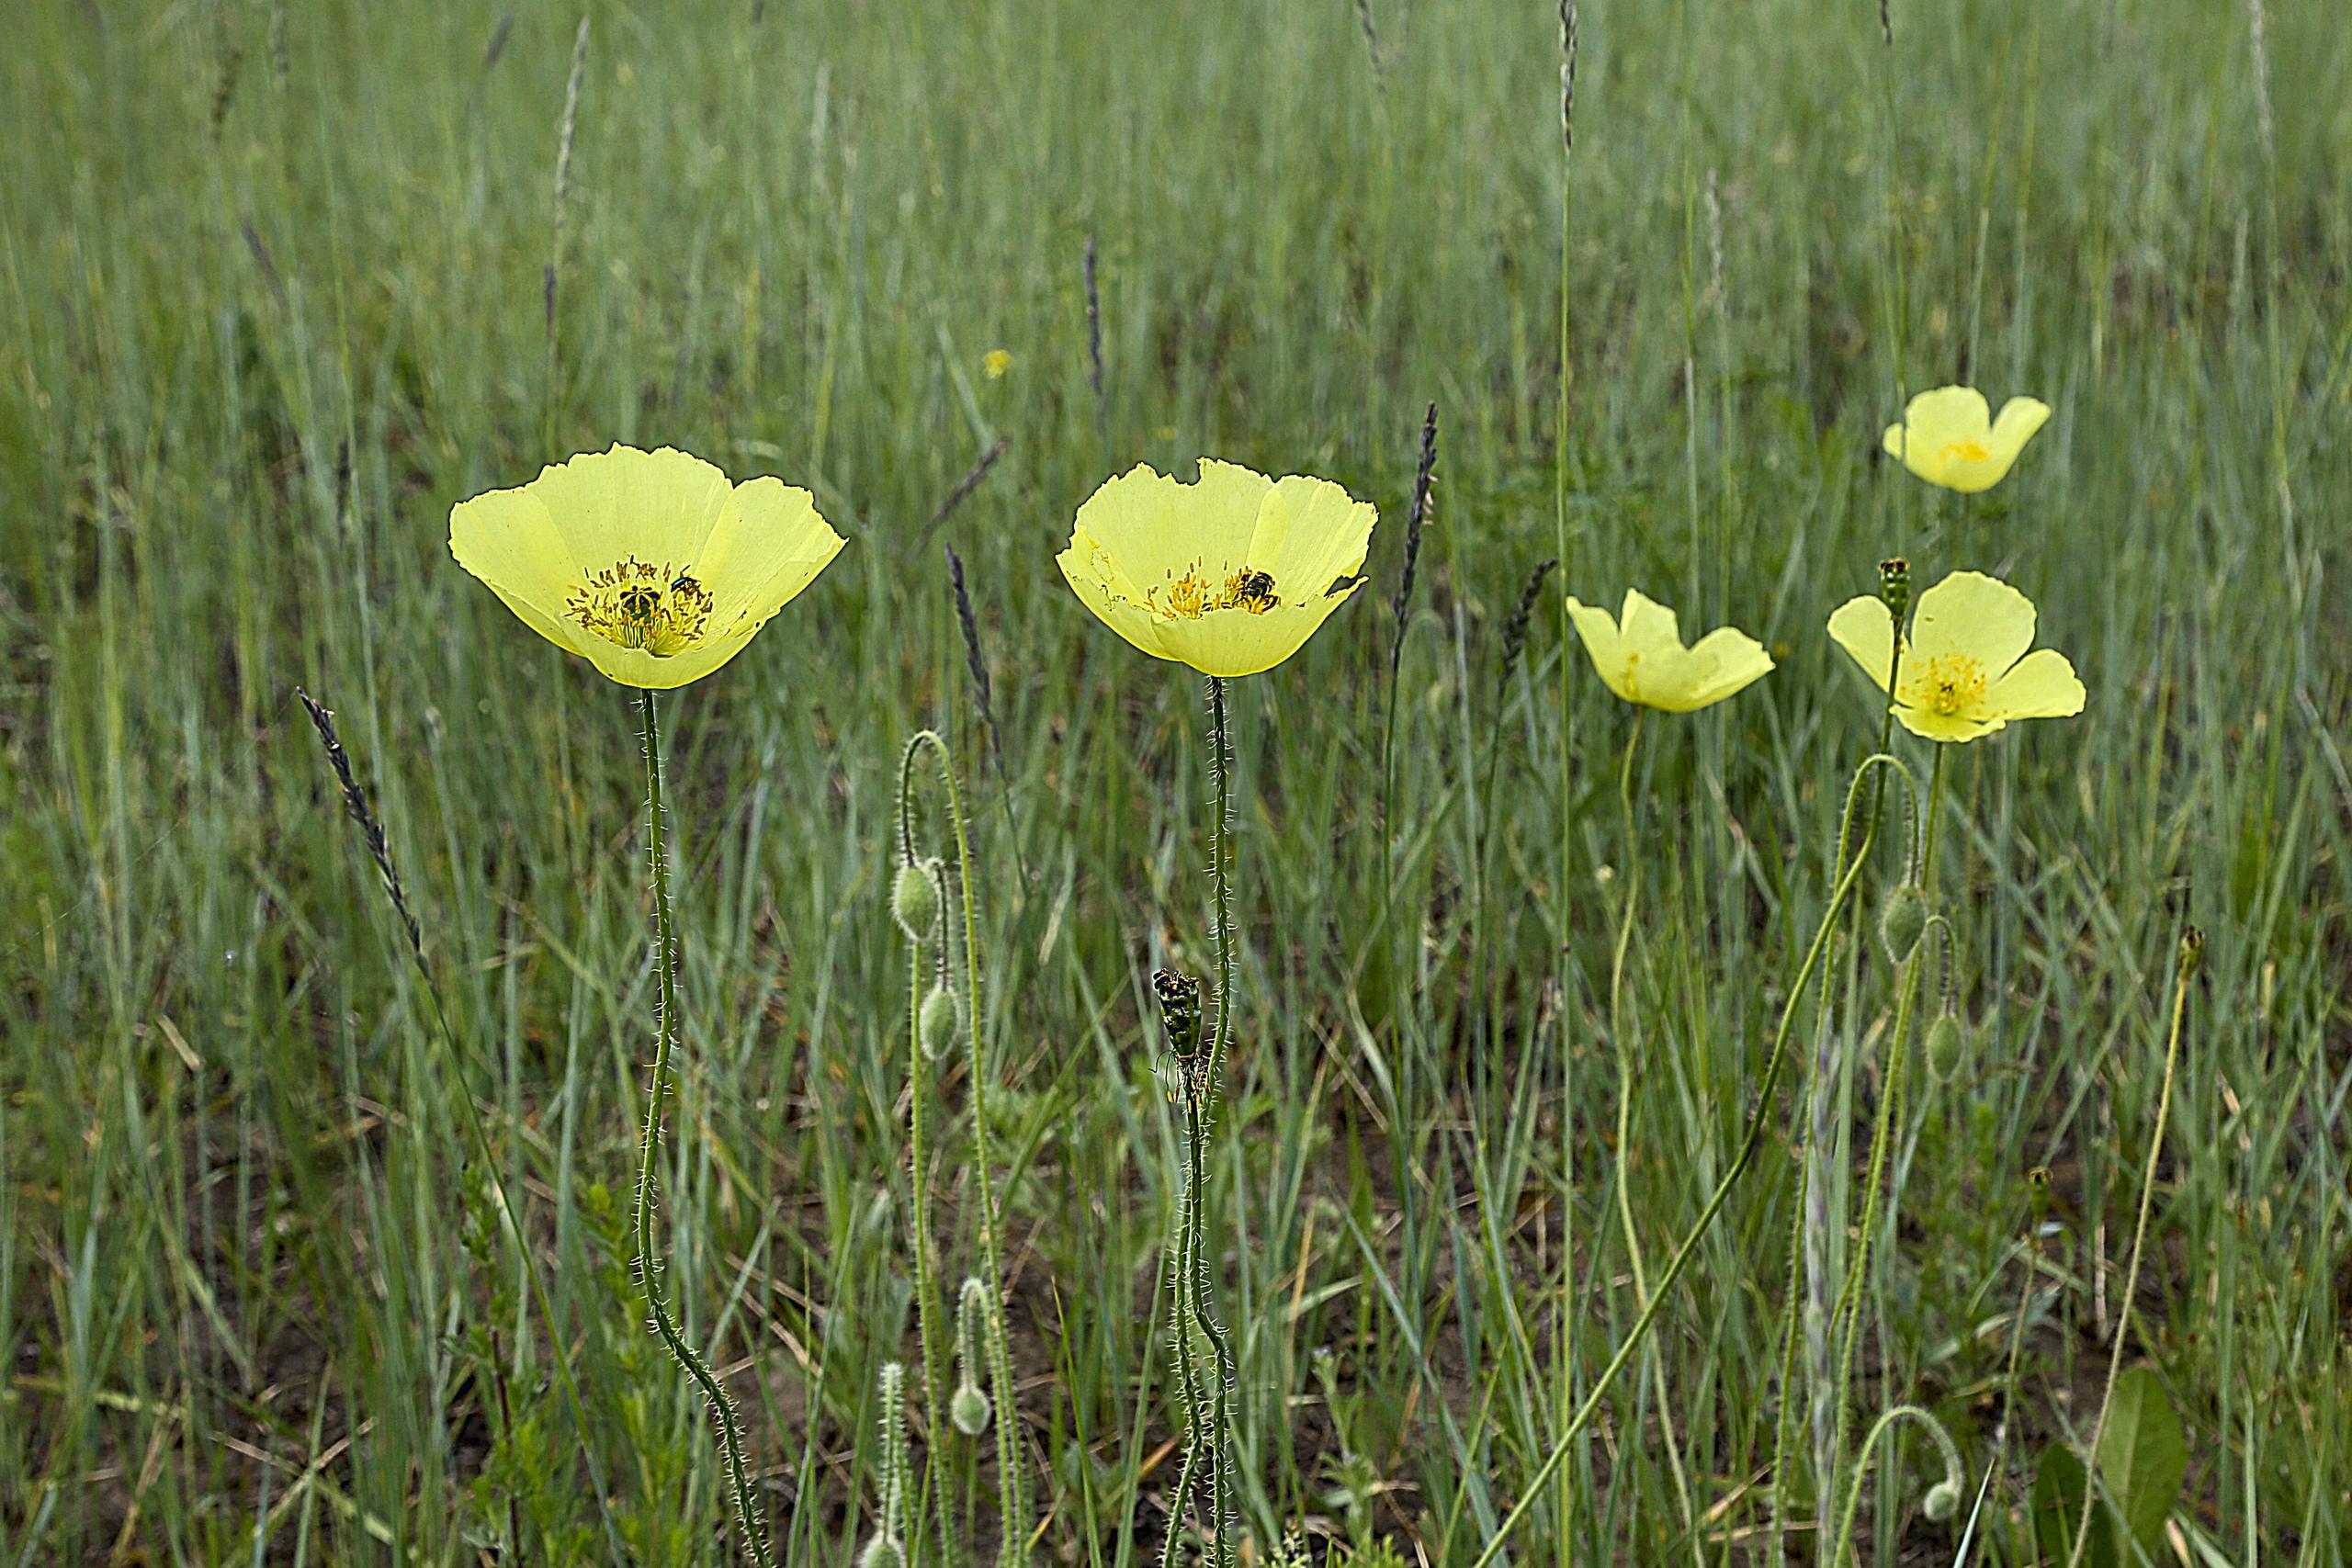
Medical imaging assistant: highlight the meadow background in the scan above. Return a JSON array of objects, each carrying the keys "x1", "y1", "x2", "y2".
[{"x1": 3, "y1": 0, "x2": 2347, "y2": 1562}]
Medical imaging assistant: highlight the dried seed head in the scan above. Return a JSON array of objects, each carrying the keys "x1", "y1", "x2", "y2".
[{"x1": 891, "y1": 859, "x2": 943, "y2": 943}]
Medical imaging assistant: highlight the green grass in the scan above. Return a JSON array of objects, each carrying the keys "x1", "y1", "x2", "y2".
[{"x1": 3, "y1": 0, "x2": 2346, "y2": 1562}]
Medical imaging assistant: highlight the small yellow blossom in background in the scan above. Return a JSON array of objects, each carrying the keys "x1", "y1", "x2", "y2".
[
  {"x1": 1057, "y1": 460, "x2": 1375, "y2": 677},
  {"x1": 449, "y1": 443, "x2": 845, "y2": 689},
  {"x1": 1883, "y1": 385, "x2": 2051, "y2": 492},
  {"x1": 1564, "y1": 589, "x2": 1774, "y2": 712},
  {"x1": 1827, "y1": 569, "x2": 2085, "y2": 742},
  {"x1": 982, "y1": 348, "x2": 1012, "y2": 379}
]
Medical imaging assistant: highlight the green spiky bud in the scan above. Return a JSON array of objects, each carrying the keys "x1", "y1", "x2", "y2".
[
  {"x1": 1879, "y1": 882, "x2": 1927, "y2": 963},
  {"x1": 1879, "y1": 556, "x2": 1912, "y2": 623},
  {"x1": 919, "y1": 982, "x2": 961, "y2": 1060},
  {"x1": 890, "y1": 859, "x2": 942, "y2": 943},
  {"x1": 1152, "y1": 968, "x2": 1204, "y2": 1064},
  {"x1": 1925, "y1": 1010, "x2": 1967, "y2": 1084}
]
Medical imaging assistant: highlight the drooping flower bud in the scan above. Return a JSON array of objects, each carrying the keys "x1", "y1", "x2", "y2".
[
  {"x1": 1878, "y1": 882, "x2": 1927, "y2": 963},
  {"x1": 920, "y1": 983, "x2": 961, "y2": 1060},
  {"x1": 890, "y1": 859, "x2": 942, "y2": 943},
  {"x1": 1923, "y1": 1479, "x2": 1960, "y2": 1522},
  {"x1": 1925, "y1": 1010, "x2": 1967, "y2": 1084}
]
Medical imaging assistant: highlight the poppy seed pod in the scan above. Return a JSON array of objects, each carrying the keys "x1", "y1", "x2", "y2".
[{"x1": 891, "y1": 860, "x2": 942, "y2": 944}]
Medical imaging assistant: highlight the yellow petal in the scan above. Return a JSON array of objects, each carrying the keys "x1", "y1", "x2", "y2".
[
  {"x1": 688, "y1": 477, "x2": 848, "y2": 637},
  {"x1": 1989, "y1": 397, "x2": 2052, "y2": 459},
  {"x1": 1565, "y1": 596, "x2": 1633, "y2": 703},
  {"x1": 1826, "y1": 595, "x2": 1898, "y2": 692},
  {"x1": 1893, "y1": 705, "x2": 2005, "y2": 744},
  {"x1": 1908, "y1": 570, "x2": 2035, "y2": 677},
  {"x1": 1249, "y1": 472, "x2": 1377, "y2": 596},
  {"x1": 1985, "y1": 647, "x2": 2085, "y2": 719},
  {"x1": 1678, "y1": 626, "x2": 1776, "y2": 710},
  {"x1": 524, "y1": 445, "x2": 735, "y2": 576},
  {"x1": 449, "y1": 481, "x2": 589, "y2": 656},
  {"x1": 1154, "y1": 588, "x2": 1365, "y2": 678}
]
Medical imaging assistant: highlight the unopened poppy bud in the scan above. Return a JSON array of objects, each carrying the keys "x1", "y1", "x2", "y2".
[
  {"x1": 858, "y1": 1537, "x2": 906, "y2": 1568},
  {"x1": 1925, "y1": 1011, "x2": 1966, "y2": 1084},
  {"x1": 920, "y1": 983, "x2": 961, "y2": 1059},
  {"x1": 950, "y1": 1382, "x2": 991, "y2": 1437},
  {"x1": 1879, "y1": 882, "x2": 1927, "y2": 963},
  {"x1": 1923, "y1": 1479, "x2": 1960, "y2": 1522},
  {"x1": 890, "y1": 859, "x2": 942, "y2": 943},
  {"x1": 2179, "y1": 925, "x2": 2204, "y2": 978}
]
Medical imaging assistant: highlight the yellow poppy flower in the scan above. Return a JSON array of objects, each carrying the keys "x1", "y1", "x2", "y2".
[
  {"x1": 1564, "y1": 589, "x2": 1774, "y2": 712},
  {"x1": 449, "y1": 443, "x2": 845, "y2": 690},
  {"x1": 1056, "y1": 460, "x2": 1375, "y2": 678},
  {"x1": 1882, "y1": 385, "x2": 2051, "y2": 492},
  {"x1": 1827, "y1": 569, "x2": 2085, "y2": 743}
]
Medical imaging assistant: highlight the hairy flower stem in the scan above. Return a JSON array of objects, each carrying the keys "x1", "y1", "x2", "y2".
[
  {"x1": 1801, "y1": 617, "x2": 1911, "y2": 1552},
  {"x1": 906, "y1": 932, "x2": 961, "y2": 1568},
  {"x1": 633, "y1": 689, "x2": 775, "y2": 1568},
  {"x1": 1469, "y1": 757, "x2": 1913, "y2": 1568},
  {"x1": 900, "y1": 731, "x2": 1030, "y2": 1564},
  {"x1": 1194, "y1": 675, "x2": 1243, "y2": 1568}
]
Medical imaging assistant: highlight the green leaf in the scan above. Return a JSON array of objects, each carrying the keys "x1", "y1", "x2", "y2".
[
  {"x1": 2032, "y1": 1443, "x2": 2118, "y2": 1568},
  {"x1": 2097, "y1": 1367, "x2": 2188, "y2": 1556}
]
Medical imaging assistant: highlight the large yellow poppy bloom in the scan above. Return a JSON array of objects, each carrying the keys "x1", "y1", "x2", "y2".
[
  {"x1": 1827, "y1": 570, "x2": 2085, "y2": 742},
  {"x1": 1564, "y1": 589, "x2": 1774, "y2": 712},
  {"x1": 1057, "y1": 460, "x2": 1376, "y2": 678},
  {"x1": 450, "y1": 444, "x2": 846, "y2": 689},
  {"x1": 1882, "y1": 386, "x2": 2051, "y2": 492}
]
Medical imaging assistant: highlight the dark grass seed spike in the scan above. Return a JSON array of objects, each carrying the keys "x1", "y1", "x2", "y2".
[
  {"x1": 943, "y1": 545, "x2": 1009, "y2": 793},
  {"x1": 296, "y1": 689, "x2": 422, "y2": 965},
  {"x1": 1498, "y1": 557, "x2": 1559, "y2": 688},
  {"x1": 1084, "y1": 235, "x2": 1109, "y2": 461},
  {"x1": 921, "y1": 435, "x2": 1008, "y2": 544}
]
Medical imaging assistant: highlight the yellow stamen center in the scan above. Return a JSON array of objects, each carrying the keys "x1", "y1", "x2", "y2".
[
  {"x1": 569, "y1": 557, "x2": 714, "y2": 656},
  {"x1": 1904, "y1": 653, "x2": 1988, "y2": 716},
  {"x1": 1939, "y1": 439, "x2": 1991, "y2": 466},
  {"x1": 1142, "y1": 562, "x2": 1282, "y2": 620}
]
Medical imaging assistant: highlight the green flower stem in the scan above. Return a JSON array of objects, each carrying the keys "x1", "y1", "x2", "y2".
[
  {"x1": 1196, "y1": 674, "x2": 1241, "y2": 1568},
  {"x1": 901, "y1": 729, "x2": 1031, "y2": 1564},
  {"x1": 1827, "y1": 1404, "x2": 1963, "y2": 1568},
  {"x1": 1469, "y1": 756, "x2": 1911, "y2": 1568},
  {"x1": 905, "y1": 929, "x2": 960, "y2": 1568},
  {"x1": 633, "y1": 688, "x2": 775, "y2": 1568}
]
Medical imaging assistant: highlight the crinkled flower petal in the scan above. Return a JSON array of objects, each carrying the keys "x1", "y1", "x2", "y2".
[
  {"x1": 1566, "y1": 589, "x2": 1772, "y2": 712},
  {"x1": 1883, "y1": 384, "x2": 2049, "y2": 492},
  {"x1": 1057, "y1": 460, "x2": 1374, "y2": 678}
]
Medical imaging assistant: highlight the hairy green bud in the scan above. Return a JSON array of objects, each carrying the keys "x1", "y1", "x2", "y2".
[
  {"x1": 2179, "y1": 924, "x2": 2204, "y2": 978},
  {"x1": 1925, "y1": 1010, "x2": 1967, "y2": 1084},
  {"x1": 1879, "y1": 556, "x2": 1912, "y2": 623},
  {"x1": 858, "y1": 1537, "x2": 907, "y2": 1568},
  {"x1": 950, "y1": 1381, "x2": 991, "y2": 1437},
  {"x1": 889, "y1": 859, "x2": 942, "y2": 943},
  {"x1": 1923, "y1": 1479, "x2": 1961, "y2": 1522},
  {"x1": 919, "y1": 982, "x2": 961, "y2": 1060},
  {"x1": 1878, "y1": 882, "x2": 1927, "y2": 963}
]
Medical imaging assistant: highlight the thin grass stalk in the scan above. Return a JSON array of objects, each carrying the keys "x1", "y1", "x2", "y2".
[
  {"x1": 1550, "y1": 7, "x2": 1582, "y2": 1551},
  {"x1": 295, "y1": 689, "x2": 631, "y2": 1568},
  {"x1": 1470, "y1": 755, "x2": 1916, "y2": 1568},
  {"x1": 543, "y1": 15, "x2": 589, "y2": 452},
  {"x1": 633, "y1": 688, "x2": 775, "y2": 1568},
  {"x1": 2061, "y1": 929, "x2": 2200, "y2": 1568}
]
